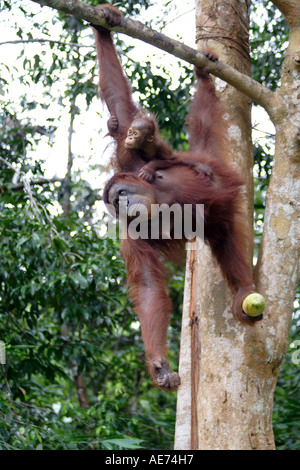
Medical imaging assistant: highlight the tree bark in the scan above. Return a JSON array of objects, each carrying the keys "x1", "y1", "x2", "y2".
[{"x1": 175, "y1": 0, "x2": 300, "y2": 450}]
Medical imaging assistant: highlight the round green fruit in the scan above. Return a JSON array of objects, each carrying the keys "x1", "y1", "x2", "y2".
[{"x1": 242, "y1": 293, "x2": 265, "y2": 317}]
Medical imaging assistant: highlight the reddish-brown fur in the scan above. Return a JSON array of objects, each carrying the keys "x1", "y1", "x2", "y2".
[
  {"x1": 94, "y1": 5, "x2": 262, "y2": 391},
  {"x1": 93, "y1": 8, "x2": 172, "y2": 171}
]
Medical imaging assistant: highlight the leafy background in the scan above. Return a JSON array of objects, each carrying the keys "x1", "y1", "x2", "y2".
[{"x1": 0, "y1": 0, "x2": 299, "y2": 450}]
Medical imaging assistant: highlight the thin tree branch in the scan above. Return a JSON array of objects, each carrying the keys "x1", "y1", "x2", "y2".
[
  {"x1": 62, "y1": 30, "x2": 80, "y2": 217},
  {"x1": 29, "y1": 0, "x2": 279, "y2": 120},
  {"x1": 0, "y1": 39, "x2": 93, "y2": 48},
  {"x1": 8, "y1": 177, "x2": 63, "y2": 192},
  {"x1": 252, "y1": 125, "x2": 275, "y2": 137},
  {"x1": 0, "y1": 156, "x2": 63, "y2": 191}
]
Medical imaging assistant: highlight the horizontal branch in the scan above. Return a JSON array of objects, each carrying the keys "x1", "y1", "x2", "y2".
[
  {"x1": 30, "y1": 0, "x2": 278, "y2": 118},
  {"x1": 1, "y1": 174, "x2": 103, "y2": 199},
  {"x1": 8, "y1": 177, "x2": 63, "y2": 192},
  {"x1": 0, "y1": 39, "x2": 93, "y2": 48},
  {"x1": 0, "y1": 175, "x2": 63, "y2": 193}
]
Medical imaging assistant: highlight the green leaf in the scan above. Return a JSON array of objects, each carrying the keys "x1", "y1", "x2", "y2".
[{"x1": 102, "y1": 438, "x2": 144, "y2": 450}]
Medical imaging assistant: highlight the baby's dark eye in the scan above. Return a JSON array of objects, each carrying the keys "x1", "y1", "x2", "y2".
[{"x1": 156, "y1": 172, "x2": 163, "y2": 179}]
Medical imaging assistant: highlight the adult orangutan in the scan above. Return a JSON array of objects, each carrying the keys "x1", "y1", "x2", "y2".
[{"x1": 92, "y1": 5, "x2": 264, "y2": 391}]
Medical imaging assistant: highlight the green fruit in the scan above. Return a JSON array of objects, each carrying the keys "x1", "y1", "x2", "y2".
[{"x1": 242, "y1": 293, "x2": 265, "y2": 317}]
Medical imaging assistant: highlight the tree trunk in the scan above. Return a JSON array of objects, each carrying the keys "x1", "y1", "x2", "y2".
[{"x1": 175, "y1": 0, "x2": 299, "y2": 450}]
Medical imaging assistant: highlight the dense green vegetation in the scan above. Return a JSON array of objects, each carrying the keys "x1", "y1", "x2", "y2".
[{"x1": 0, "y1": 0, "x2": 299, "y2": 450}]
